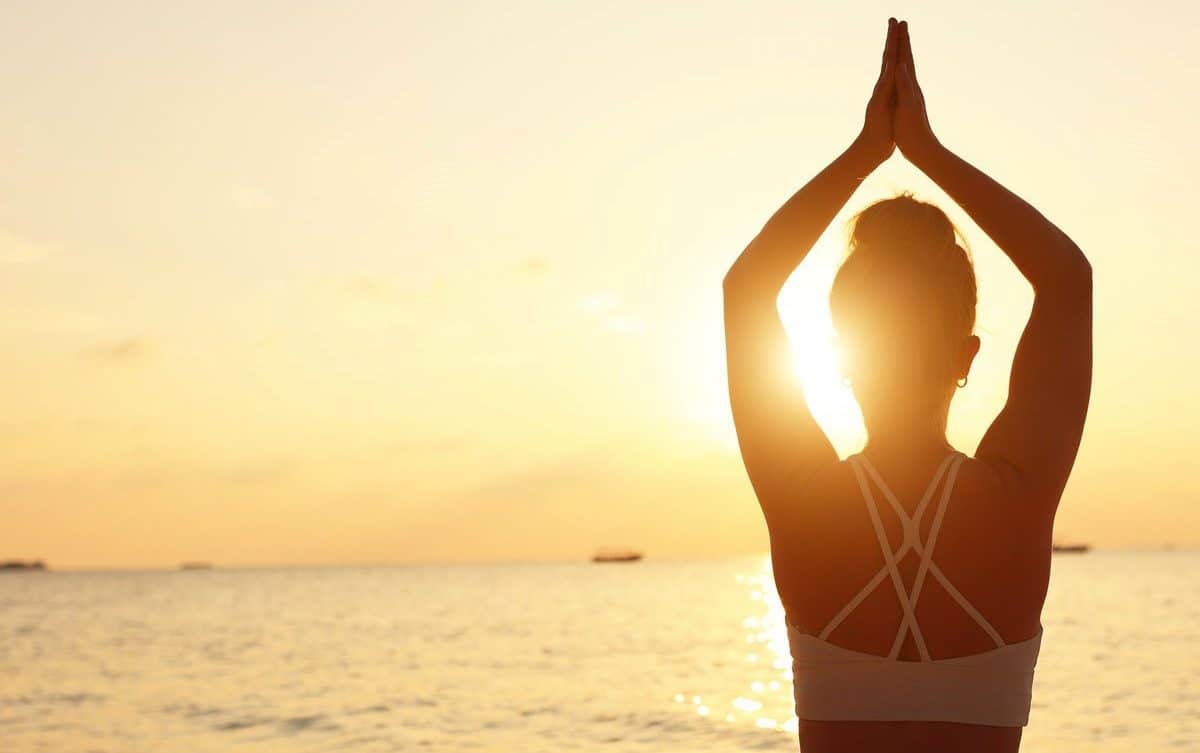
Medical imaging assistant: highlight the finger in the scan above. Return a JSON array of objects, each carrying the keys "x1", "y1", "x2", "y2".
[
  {"x1": 875, "y1": 56, "x2": 899, "y2": 99},
  {"x1": 879, "y1": 18, "x2": 896, "y2": 76},
  {"x1": 896, "y1": 57, "x2": 916, "y2": 102},
  {"x1": 900, "y1": 21, "x2": 916, "y2": 81},
  {"x1": 877, "y1": 18, "x2": 900, "y2": 87}
]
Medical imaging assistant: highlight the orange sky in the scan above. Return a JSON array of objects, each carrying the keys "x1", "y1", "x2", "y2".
[{"x1": 1, "y1": 2, "x2": 1196, "y2": 569}]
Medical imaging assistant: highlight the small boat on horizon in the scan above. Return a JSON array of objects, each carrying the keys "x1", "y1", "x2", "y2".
[
  {"x1": 179, "y1": 561, "x2": 214, "y2": 570},
  {"x1": 0, "y1": 559, "x2": 47, "y2": 571},
  {"x1": 1051, "y1": 543, "x2": 1090, "y2": 554},
  {"x1": 591, "y1": 548, "x2": 643, "y2": 563}
]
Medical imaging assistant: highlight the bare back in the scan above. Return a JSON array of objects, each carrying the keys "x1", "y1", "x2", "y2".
[{"x1": 769, "y1": 451, "x2": 1053, "y2": 752}]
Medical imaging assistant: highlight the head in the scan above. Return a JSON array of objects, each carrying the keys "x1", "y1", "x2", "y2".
[{"x1": 830, "y1": 192, "x2": 979, "y2": 436}]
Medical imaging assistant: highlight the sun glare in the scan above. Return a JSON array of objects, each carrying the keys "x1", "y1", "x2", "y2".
[
  {"x1": 694, "y1": 238, "x2": 865, "y2": 456},
  {"x1": 777, "y1": 249, "x2": 865, "y2": 456}
]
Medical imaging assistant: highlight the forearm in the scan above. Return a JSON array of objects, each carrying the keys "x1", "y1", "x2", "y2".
[
  {"x1": 910, "y1": 140, "x2": 1091, "y2": 291},
  {"x1": 724, "y1": 137, "x2": 882, "y2": 296}
]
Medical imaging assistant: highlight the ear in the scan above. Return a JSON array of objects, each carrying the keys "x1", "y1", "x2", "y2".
[{"x1": 957, "y1": 335, "x2": 981, "y2": 380}]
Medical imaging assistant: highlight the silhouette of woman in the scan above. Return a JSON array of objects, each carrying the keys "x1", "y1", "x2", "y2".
[{"x1": 722, "y1": 18, "x2": 1091, "y2": 753}]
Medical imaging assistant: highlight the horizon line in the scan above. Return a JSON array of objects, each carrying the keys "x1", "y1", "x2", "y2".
[{"x1": 4, "y1": 544, "x2": 1197, "y2": 574}]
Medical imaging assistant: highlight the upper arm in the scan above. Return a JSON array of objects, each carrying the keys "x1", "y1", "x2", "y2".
[
  {"x1": 723, "y1": 278, "x2": 839, "y2": 528},
  {"x1": 975, "y1": 261, "x2": 1093, "y2": 506}
]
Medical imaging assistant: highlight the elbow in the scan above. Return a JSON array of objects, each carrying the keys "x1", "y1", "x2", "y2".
[
  {"x1": 723, "y1": 238, "x2": 765, "y2": 295},
  {"x1": 1064, "y1": 236, "x2": 1092, "y2": 283},
  {"x1": 1065, "y1": 239, "x2": 1092, "y2": 280},
  {"x1": 723, "y1": 268, "x2": 770, "y2": 303},
  {"x1": 722, "y1": 269, "x2": 744, "y2": 296},
  {"x1": 723, "y1": 241, "x2": 788, "y2": 302},
  {"x1": 723, "y1": 263, "x2": 752, "y2": 298},
  {"x1": 724, "y1": 268, "x2": 786, "y2": 308},
  {"x1": 1035, "y1": 243, "x2": 1092, "y2": 296},
  {"x1": 1068, "y1": 247, "x2": 1092, "y2": 292}
]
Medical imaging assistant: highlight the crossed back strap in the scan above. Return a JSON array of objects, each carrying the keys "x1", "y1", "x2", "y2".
[{"x1": 817, "y1": 451, "x2": 1005, "y2": 662}]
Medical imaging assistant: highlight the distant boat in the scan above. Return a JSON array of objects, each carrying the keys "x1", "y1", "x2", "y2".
[
  {"x1": 1052, "y1": 543, "x2": 1090, "y2": 554},
  {"x1": 179, "y1": 561, "x2": 214, "y2": 570},
  {"x1": 0, "y1": 559, "x2": 47, "y2": 571},
  {"x1": 591, "y1": 548, "x2": 643, "y2": 563}
]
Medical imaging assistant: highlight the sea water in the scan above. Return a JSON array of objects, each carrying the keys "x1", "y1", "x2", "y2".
[{"x1": 1, "y1": 551, "x2": 1196, "y2": 752}]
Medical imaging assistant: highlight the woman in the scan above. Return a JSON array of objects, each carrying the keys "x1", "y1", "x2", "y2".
[{"x1": 722, "y1": 18, "x2": 1092, "y2": 753}]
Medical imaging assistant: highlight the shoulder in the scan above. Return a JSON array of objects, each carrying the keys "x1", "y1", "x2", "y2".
[
  {"x1": 760, "y1": 456, "x2": 864, "y2": 549},
  {"x1": 965, "y1": 449, "x2": 1061, "y2": 515}
]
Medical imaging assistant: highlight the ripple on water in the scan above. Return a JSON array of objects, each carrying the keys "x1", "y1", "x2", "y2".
[{"x1": 2, "y1": 552, "x2": 1197, "y2": 753}]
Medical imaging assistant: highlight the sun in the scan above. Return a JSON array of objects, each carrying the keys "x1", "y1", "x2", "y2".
[
  {"x1": 681, "y1": 240, "x2": 865, "y2": 456},
  {"x1": 777, "y1": 256, "x2": 866, "y2": 457}
]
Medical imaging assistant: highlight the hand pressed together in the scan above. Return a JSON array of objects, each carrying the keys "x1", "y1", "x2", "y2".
[{"x1": 859, "y1": 18, "x2": 941, "y2": 166}]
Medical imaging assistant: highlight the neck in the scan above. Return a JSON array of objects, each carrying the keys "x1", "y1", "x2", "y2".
[{"x1": 861, "y1": 409, "x2": 953, "y2": 459}]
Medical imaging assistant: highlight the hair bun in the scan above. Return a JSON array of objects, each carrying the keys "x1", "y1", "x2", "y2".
[{"x1": 850, "y1": 191, "x2": 959, "y2": 261}]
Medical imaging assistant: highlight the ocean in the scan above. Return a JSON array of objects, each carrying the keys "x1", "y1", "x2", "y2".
[{"x1": 1, "y1": 551, "x2": 1196, "y2": 752}]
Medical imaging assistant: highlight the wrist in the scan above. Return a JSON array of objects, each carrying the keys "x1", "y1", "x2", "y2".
[
  {"x1": 906, "y1": 136, "x2": 947, "y2": 170},
  {"x1": 847, "y1": 134, "x2": 887, "y2": 176}
]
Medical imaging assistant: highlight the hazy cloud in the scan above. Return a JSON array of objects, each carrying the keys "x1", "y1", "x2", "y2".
[
  {"x1": 513, "y1": 256, "x2": 550, "y2": 276},
  {"x1": 81, "y1": 338, "x2": 153, "y2": 363},
  {"x1": 217, "y1": 457, "x2": 299, "y2": 486},
  {"x1": 603, "y1": 314, "x2": 646, "y2": 335},
  {"x1": 343, "y1": 275, "x2": 402, "y2": 303},
  {"x1": 370, "y1": 436, "x2": 471, "y2": 456},
  {"x1": 106, "y1": 455, "x2": 299, "y2": 492},
  {"x1": 230, "y1": 184, "x2": 277, "y2": 210},
  {"x1": 578, "y1": 291, "x2": 621, "y2": 315},
  {"x1": 439, "y1": 451, "x2": 616, "y2": 515},
  {"x1": 0, "y1": 306, "x2": 108, "y2": 334},
  {"x1": 0, "y1": 228, "x2": 52, "y2": 264},
  {"x1": 578, "y1": 290, "x2": 647, "y2": 335}
]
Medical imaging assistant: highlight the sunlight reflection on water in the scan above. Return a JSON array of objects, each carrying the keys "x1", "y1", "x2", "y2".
[{"x1": 2, "y1": 551, "x2": 1196, "y2": 752}]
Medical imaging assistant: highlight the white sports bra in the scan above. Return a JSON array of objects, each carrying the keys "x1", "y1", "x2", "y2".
[{"x1": 786, "y1": 451, "x2": 1043, "y2": 727}]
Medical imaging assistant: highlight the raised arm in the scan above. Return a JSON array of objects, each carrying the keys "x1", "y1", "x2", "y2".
[
  {"x1": 723, "y1": 19, "x2": 901, "y2": 528},
  {"x1": 895, "y1": 20, "x2": 1093, "y2": 504}
]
